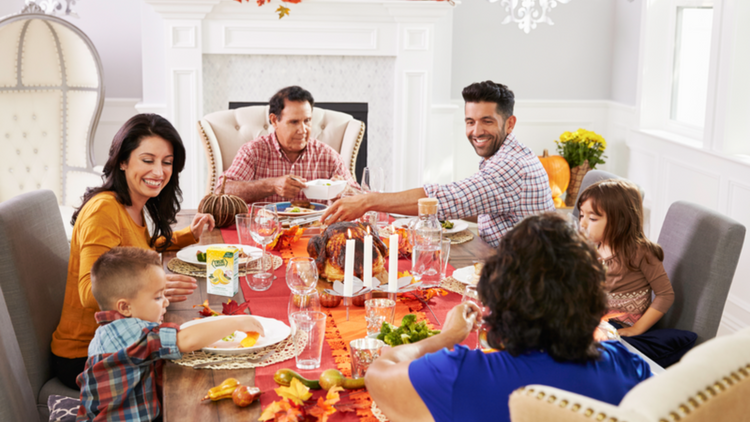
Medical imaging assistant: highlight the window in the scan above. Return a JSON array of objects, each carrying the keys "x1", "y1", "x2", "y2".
[{"x1": 670, "y1": 6, "x2": 713, "y2": 128}]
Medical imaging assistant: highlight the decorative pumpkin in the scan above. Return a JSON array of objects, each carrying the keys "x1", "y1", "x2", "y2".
[
  {"x1": 198, "y1": 175, "x2": 249, "y2": 228},
  {"x1": 538, "y1": 149, "x2": 570, "y2": 208}
]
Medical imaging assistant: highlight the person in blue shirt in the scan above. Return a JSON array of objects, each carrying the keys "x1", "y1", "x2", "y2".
[{"x1": 364, "y1": 212, "x2": 652, "y2": 422}]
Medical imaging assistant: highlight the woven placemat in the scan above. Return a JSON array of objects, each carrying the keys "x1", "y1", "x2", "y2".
[
  {"x1": 167, "y1": 254, "x2": 283, "y2": 278},
  {"x1": 445, "y1": 230, "x2": 474, "y2": 244},
  {"x1": 170, "y1": 331, "x2": 304, "y2": 369}
]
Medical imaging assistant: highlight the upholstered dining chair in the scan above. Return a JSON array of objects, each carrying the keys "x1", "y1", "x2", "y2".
[
  {"x1": 655, "y1": 201, "x2": 746, "y2": 346},
  {"x1": 0, "y1": 190, "x2": 77, "y2": 421},
  {"x1": 0, "y1": 6, "x2": 105, "y2": 238},
  {"x1": 198, "y1": 105, "x2": 365, "y2": 195},
  {"x1": 508, "y1": 326, "x2": 750, "y2": 422},
  {"x1": 571, "y1": 169, "x2": 646, "y2": 219}
]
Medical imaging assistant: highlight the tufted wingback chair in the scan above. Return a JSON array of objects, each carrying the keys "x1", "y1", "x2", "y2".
[
  {"x1": 509, "y1": 326, "x2": 750, "y2": 422},
  {"x1": 0, "y1": 8, "x2": 104, "y2": 236},
  {"x1": 198, "y1": 105, "x2": 365, "y2": 195}
]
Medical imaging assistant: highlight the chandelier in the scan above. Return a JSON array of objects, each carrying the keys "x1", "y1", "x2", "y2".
[{"x1": 491, "y1": 0, "x2": 573, "y2": 34}]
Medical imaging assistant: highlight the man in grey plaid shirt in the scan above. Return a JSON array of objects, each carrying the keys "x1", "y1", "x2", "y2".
[{"x1": 322, "y1": 81, "x2": 554, "y2": 248}]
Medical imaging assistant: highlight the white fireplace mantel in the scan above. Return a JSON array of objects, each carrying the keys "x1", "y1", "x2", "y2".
[{"x1": 139, "y1": 0, "x2": 457, "y2": 207}]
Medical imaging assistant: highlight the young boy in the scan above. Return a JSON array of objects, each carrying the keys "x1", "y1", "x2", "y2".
[{"x1": 76, "y1": 247, "x2": 265, "y2": 421}]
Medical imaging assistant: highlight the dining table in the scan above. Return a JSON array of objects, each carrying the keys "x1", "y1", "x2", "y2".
[{"x1": 160, "y1": 210, "x2": 495, "y2": 422}]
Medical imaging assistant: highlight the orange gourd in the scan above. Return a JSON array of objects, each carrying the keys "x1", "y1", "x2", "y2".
[
  {"x1": 538, "y1": 149, "x2": 570, "y2": 208},
  {"x1": 198, "y1": 176, "x2": 249, "y2": 228}
]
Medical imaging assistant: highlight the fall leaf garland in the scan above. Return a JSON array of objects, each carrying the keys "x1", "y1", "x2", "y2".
[
  {"x1": 237, "y1": 0, "x2": 452, "y2": 19},
  {"x1": 259, "y1": 378, "x2": 365, "y2": 422}
]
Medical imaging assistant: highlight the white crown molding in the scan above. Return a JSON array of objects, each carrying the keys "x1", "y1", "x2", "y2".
[{"x1": 143, "y1": 0, "x2": 222, "y2": 19}]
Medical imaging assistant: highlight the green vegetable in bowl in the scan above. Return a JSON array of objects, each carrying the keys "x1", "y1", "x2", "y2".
[
  {"x1": 376, "y1": 314, "x2": 441, "y2": 346},
  {"x1": 440, "y1": 220, "x2": 454, "y2": 230},
  {"x1": 196, "y1": 251, "x2": 207, "y2": 263}
]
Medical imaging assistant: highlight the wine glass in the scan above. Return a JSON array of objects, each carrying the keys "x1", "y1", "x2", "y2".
[
  {"x1": 361, "y1": 167, "x2": 388, "y2": 228},
  {"x1": 462, "y1": 284, "x2": 490, "y2": 349},
  {"x1": 245, "y1": 203, "x2": 280, "y2": 291},
  {"x1": 287, "y1": 257, "x2": 321, "y2": 321}
]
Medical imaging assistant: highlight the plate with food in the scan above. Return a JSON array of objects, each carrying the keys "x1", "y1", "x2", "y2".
[
  {"x1": 391, "y1": 218, "x2": 469, "y2": 234},
  {"x1": 180, "y1": 315, "x2": 291, "y2": 355},
  {"x1": 302, "y1": 179, "x2": 348, "y2": 200},
  {"x1": 274, "y1": 201, "x2": 328, "y2": 217},
  {"x1": 176, "y1": 244, "x2": 262, "y2": 267},
  {"x1": 451, "y1": 263, "x2": 483, "y2": 285}
]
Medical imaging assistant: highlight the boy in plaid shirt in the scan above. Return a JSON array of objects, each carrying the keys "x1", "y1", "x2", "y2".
[{"x1": 75, "y1": 247, "x2": 264, "y2": 421}]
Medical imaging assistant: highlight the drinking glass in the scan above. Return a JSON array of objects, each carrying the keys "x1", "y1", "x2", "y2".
[
  {"x1": 286, "y1": 257, "x2": 318, "y2": 295},
  {"x1": 246, "y1": 203, "x2": 280, "y2": 291},
  {"x1": 364, "y1": 298, "x2": 396, "y2": 336},
  {"x1": 291, "y1": 311, "x2": 327, "y2": 370},
  {"x1": 440, "y1": 238, "x2": 451, "y2": 280},
  {"x1": 462, "y1": 285, "x2": 490, "y2": 349},
  {"x1": 288, "y1": 291, "x2": 321, "y2": 322},
  {"x1": 361, "y1": 167, "x2": 389, "y2": 228},
  {"x1": 349, "y1": 338, "x2": 386, "y2": 379}
]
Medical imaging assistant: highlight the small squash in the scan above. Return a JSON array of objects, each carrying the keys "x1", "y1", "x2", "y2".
[
  {"x1": 538, "y1": 149, "x2": 570, "y2": 208},
  {"x1": 198, "y1": 175, "x2": 249, "y2": 228}
]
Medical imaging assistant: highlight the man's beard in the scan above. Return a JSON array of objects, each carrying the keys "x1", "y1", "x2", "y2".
[{"x1": 470, "y1": 128, "x2": 507, "y2": 158}]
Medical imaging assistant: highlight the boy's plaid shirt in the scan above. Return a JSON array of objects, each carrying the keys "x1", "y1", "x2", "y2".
[
  {"x1": 76, "y1": 311, "x2": 181, "y2": 421},
  {"x1": 424, "y1": 133, "x2": 555, "y2": 248}
]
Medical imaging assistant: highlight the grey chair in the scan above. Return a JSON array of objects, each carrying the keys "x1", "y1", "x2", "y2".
[
  {"x1": 0, "y1": 190, "x2": 78, "y2": 421},
  {"x1": 571, "y1": 169, "x2": 645, "y2": 219},
  {"x1": 655, "y1": 201, "x2": 746, "y2": 346}
]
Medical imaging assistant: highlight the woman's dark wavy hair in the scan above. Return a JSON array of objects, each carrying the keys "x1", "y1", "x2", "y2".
[
  {"x1": 477, "y1": 212, "x2": 608, "y2": 363},
  {"x1": 72, "y1": 114, "x2": 186, "y2": 252}
]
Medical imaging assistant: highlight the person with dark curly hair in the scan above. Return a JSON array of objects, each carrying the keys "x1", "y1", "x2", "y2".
[
  {"x1": 217, "y1": 85, "x2": 359, "y2": 203},
  {"x1": 365, "y1": 213, "x2": 651, "y2": 422},
  {"x1": 322, "y1": 80, "x2": 554, "y2": 247}
]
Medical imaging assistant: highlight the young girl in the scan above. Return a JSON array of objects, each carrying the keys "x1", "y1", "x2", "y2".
[{"x1": 577, "y1": 179, "x2": 674, "y2": 337}]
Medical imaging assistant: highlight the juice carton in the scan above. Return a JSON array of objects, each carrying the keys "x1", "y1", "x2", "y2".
[{"x1": 206, "y1": 246, "x2": 239, "y2": 297}]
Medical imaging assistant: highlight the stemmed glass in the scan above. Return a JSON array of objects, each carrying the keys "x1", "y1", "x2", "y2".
[
  {"x1": 462, "y1": 285, "x2": 490, "y2": 349},
  {"x1": 238, "y1": 203, "x2": 279, "y2": 291},
  {"x1": 286, "y1": 257, "x2": 321, "y2": 320},
  {"x1": 361, "y1": 167, "x2": 388, "y2": 228}
]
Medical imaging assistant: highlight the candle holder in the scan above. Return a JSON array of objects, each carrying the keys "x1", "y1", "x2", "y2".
[{"x1": 324, "y1": 278, "x2": 373, "y2": 321}]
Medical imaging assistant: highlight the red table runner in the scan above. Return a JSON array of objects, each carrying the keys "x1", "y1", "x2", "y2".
[{"x1": 221, "y1": 226, "x2": 468, "y2": 421}]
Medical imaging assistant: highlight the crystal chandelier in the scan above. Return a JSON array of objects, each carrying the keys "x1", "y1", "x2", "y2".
[{"x1": 491, "y1": 0, "x2": 573, "y2": 34}]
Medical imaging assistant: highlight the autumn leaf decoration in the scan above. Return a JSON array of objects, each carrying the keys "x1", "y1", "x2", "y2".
[
  {"x1": 235, "y1": 0, "x2": 300, "y2": 19},
  {"x1": 193, "y1": 300, "x2": 219, "y2": 317},
  {"x1": 268, "y1": 226, "x2": 305, "y2": 251},
  {"x1": 194, "y1": 299, "x2": 249, "y2": 317},
  {"x1": 259, "y1": 379, "x2": 364, "y2": 422}
]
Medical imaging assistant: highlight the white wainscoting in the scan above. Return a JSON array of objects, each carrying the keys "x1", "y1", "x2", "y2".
[{"x1": 627, "y1": 130, "x2": 750, "y2": 336}]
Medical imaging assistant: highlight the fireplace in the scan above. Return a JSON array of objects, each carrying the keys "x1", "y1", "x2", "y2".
[
  {"x1": 139, "y1": 0, "x2": 457, "y2": 207},
  {"x1": 230, "y1": 101, "x2": 369, "y2": 183}
]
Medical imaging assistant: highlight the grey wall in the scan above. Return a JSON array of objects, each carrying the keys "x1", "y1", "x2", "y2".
[
  {"x1": 451, "y1": 0, "x2": 617, "y2": 100},
  {"x1": 610, "y1": 0, "x2": 643, "y2": 106},
  {"x1": 0, "y1": 0, "x2": 143, "y2": 98}
]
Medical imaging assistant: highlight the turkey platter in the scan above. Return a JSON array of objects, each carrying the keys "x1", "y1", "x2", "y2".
[{"x1": 307, "y1": 222, "x2": 388, "y2": 281}]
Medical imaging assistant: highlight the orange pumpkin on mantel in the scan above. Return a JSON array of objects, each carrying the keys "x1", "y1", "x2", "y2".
[
  {"x1": 198, "y1": 175, "x2": 249, "y2": 228},
  {"x1": 538, "y1": 149, "x2": 570, "y2": 208}
]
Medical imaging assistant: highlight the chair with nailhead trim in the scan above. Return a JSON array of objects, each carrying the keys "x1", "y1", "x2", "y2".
[
  {"x1": 508, "y1": 326, "x2": 750, "y2": 422},
  {"x1": 0, "y1": 4, "x2": 104, "y2": 239},
  {"x1": 198, "y1": 105, "x2": 365, "y2": 195}
]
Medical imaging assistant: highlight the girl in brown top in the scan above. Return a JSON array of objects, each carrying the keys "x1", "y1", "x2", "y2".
[{"x1": 577, "y1": 179, "x2": 674, "y2": 337}]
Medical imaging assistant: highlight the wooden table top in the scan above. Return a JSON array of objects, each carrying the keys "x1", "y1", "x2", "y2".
[{"x1": 161, "y1": 211, "x2": 495, "y2": 421}]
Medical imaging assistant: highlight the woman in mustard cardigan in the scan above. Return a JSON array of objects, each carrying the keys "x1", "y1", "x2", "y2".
[{"x1": 51, "y1": 114, "x2": 215, "y2": 389}]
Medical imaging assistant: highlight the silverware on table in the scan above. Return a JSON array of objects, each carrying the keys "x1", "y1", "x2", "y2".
[{"x1": 192, "y1": 349, "x2": 274, "y2": 369}]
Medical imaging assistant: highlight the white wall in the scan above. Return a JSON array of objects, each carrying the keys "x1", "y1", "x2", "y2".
[
  {"x1": 451, "y1": 0, "x2": 616, "y2": 100},
  {"x1": 610, "y1": 0, "x2": 642, "y2": 106}
]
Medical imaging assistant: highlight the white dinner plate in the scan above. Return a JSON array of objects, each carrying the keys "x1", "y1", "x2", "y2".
[
  {"x1": 273, "y1": 202, "x2": 328, "y2": 218},
  {"x1": 180, "y1": 315, "x2": 291, "y2": 355},
  {"x1": 451, "y1": 266, "x2": 476, "y2": 285},
  {"x1": 176, "y1": 243, "x2": 262, "y2": 267},
  {"x1": 391, "y1": 218, "x2": 469, "y2": 234}
]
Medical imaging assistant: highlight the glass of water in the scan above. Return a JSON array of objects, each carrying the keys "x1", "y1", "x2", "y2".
[
  {"x1": 245, "y1": 203, "x2": 279, "y2": 291},
  {"x1": 291, "y1": 311, "x2": 327, "y2": 370}
]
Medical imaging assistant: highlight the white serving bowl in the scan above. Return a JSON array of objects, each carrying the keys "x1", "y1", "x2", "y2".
[{"x1": 302, "y1": 179, "x2": 348, "y2": 200}]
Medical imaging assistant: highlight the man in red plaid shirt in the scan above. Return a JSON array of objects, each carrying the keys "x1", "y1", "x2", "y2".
[
  {"x1": 218, "y1": 86, "x2": 358, "y2": 204},
  {"x1": 322, "y1": 81, "x2": 555, "y2": 248}
]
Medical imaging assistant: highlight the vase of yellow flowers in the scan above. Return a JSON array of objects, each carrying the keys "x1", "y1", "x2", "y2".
[{"x1": 555, "y1": 129, "x2": 607, "y2": 207}]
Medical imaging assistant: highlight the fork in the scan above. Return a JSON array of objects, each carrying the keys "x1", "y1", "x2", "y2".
[{"x1": 192, "y1": 349, "x2": 274, "y2": 369}]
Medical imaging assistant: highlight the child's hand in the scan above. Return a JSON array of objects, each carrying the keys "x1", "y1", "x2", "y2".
[{"x1": 238, "y1": 316, "x2": 265, "y2": 337}]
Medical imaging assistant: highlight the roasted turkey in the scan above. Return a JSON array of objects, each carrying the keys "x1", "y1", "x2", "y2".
[{"x1": 307, "y1": 222, "x2": 388, "y2": 281}]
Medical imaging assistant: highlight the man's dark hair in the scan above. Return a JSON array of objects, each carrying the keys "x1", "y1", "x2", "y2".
[
  {"x1": 269, "y1": 86, "x2": 315, "y2": 119},
  {"x1": 477, "y1": 212, "x2": 607, "y2": 363},
  {"x1": 462, "y1": 81, "x2": 515, "y2": 119},
  {"x1": 91, "y1": 247, "x2": 162, "y2": 310}
]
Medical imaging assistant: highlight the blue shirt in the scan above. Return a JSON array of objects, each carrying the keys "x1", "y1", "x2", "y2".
[{"x1": 408, "y1": 341, "x2": 651, "y2": 422}]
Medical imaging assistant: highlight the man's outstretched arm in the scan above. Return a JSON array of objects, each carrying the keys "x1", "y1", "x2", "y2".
[{"x1": 321, "y1": 188, "x2": 427, "y2": 224}]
